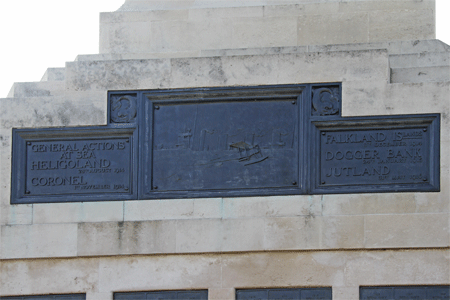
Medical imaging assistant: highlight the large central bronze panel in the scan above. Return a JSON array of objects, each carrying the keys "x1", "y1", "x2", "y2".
[
  {"x1": 140, "y1": 85, "x2": 307, "y2": 199},
  {"x1": 152, "y1": 100, "x2": 299, "y2": 191}
]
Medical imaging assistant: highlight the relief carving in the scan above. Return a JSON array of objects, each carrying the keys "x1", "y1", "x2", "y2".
[
  {"x1": 110, "y1": 95, "x2": 137, "y2": 123},
  {"x1": 312, "y1": 87, "x2": 340, "y2": 116}
]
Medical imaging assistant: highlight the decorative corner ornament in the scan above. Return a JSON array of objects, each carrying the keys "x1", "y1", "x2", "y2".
[
  {"x1": 312, "y1": 87, "x2": 340, "y2": 116},
  {"x1": 110, "y1": 95, "x2": 137, "y2": 123}
]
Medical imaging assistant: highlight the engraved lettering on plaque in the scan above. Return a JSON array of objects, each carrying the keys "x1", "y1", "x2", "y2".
[
  {"x1": 25, "y1": 138, "x2": 132, "y2": 195},
  {"x1": 320, "y1": 128, "x2": 429, "y2": 186}
]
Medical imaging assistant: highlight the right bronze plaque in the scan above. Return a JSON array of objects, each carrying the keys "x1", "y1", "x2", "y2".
[{"x1": 311, "y1": 115, "x2": 440, "y2": 194}]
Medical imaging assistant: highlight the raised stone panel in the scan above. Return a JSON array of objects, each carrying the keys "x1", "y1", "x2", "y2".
[
  {"x1": 149, "y1": 19, "x2": 233, "y2": 53},
  {"x1": 232, "y1": 17, "x2": 298, "y2": 49},
  {"x1": 399, "y1": 39, "x2": 450, "y2": 54},
  {"x1": 297, "y1": 13, "x2": 369, "y2": 46},
  {"x1": 77, "y1": 220, "x2": 177, "y2": 256},
  {"x1": 41, "y1": 68, "x2": 65, "y2": 82},
  {"x1": 385, "y1": 83, "x2": 450, "y2": 136},
  {"x1": 0, "y1": 210, "x2": 442, "y2": 259},
  {"x1": 117, "y1": 0, "x2": 326, "y2": 11},
  {"x1": 338, "y1": 0, "x2": 435, "y2": 13},
  {"x1": 221, "y1": 218, "x2": 265, "y2": 252},
  {"x1": 344, "y1": 250, "x2": 449, "y2": 286},
  {"x1": 0, "y1": 96, "x2": 106, "y2": 129},
  {"x1": 96, "y1": 255, "x2": 223, "y2": 293},
  {"x1": 188, "y1": 6, "x2": 263, "y2": 20},
  {"x1": 100, "y1": 21, "x2": 153, "y2": 54},
  {"x1": 124, "y1": 198, "x2": 222, "y2": 221},
  {"x1": 263, "y1": 216, "x2": 321, "y2": 250},
  {"x1": 263, "y1": 2, "x2": 341, "y2": 18},
  {"x1": 221, "y1": 252, "x2": 347, "y2": 288},
  {"x1": 66, "y1": 50, "x2": 390, "y2": 92},
  {"x1": 369, "y1": 9, "x2": 435, "y2": 42},
  {"x1": 1, "y1": 223, "x2": 77, "y2": 259},
  {"x1": 342, "y1": 81, "x2": 450, "y2": 123},
  {"x1": 0, "y1": 203, "x2": 33, "y2": 226},
  {"x1": 1, "y1": 250, "x2": 448, "y2": 297},
  {"x1": 65, "y1": 59, "x2": 171, "y2": 92},
  {"x1": 414, "y1": 188, "x2": 450, "y2": 214},
  {"x1": 175, "y1": 219, "x2": 223, "y2": 253},
  {"x1": 321, "y1": 193, "x2": 449, "y2": 216},
  {"x1": 7, "y1": 82, "x2": 66, "y2": 98},
  {"x1": 222, "y1": 195, "x2": 321, "y2": 219},
  {"x1": 175, "y1": 218, "x2": 266, "y2": 253},
  {"x1": 100, "y1": 9, "x2": 189, "y2": 23},
  {"x1": 391, "y1": 66, "x2": 450, "y2": 84},
  {"x1": 76, "y1": 51, "x2": 202, "y2": 62},
  {"x1": 389, "y1": 52, "x2": 450, "y2": 69},
  {"x1": 201, "y1": 46, "x2": 309, "y2": 58},
  {"x1": 100, "y1": 0, "x2": 435, "y2": 54},
  {"x1": 82, "y1": 40, "x2": 450, "y2": 62},
  {"x1": 33, "y1": 202, "x2": 124, "y2": 224},
  {"x1": 0, "y1": 258, "x2": 99, "y2": 296},
  {"x1": 364, "y1": 213, "x2": 449, "y2": 248},
  {"x1": 321, "y1": 216, "x2": 365, "y2": 249},
  {"x1": 0, "y1": 131, "x2": 13, "y2": 226}
]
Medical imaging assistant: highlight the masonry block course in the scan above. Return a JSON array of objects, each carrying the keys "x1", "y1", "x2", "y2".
[
  {"x1": 0, "y1": 0, "x2": 448, "y2": 299},
  {"x1": 100, "y1": 0, "x2": 435, "y2": 54}
]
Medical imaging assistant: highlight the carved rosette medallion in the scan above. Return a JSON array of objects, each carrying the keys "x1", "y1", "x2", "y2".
[
  {"x1": 110, "y1": 95, "x2": 137, "y2": 123},
  {"x1": 312, "y1": 87, "x2": 340, "y2": 116}
]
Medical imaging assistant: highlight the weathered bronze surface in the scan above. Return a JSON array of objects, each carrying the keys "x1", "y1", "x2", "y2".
[
  {"x1": 10, "y1": 84, "x2": 440, "y2": 203},
  {"x1": 11, "y1": 127, "x2": 137, "y2": 203}
]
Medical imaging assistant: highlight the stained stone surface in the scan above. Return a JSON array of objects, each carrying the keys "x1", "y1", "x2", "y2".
[
  {"x1": 1, "y1": 250, "x2": 448, "y2": 298},
  {"x1": 0, "y1": 0, "x2": 449, "y2": 299},
  {"x1": 100, "y1": 0, "x2": 435, "y2": 54}
]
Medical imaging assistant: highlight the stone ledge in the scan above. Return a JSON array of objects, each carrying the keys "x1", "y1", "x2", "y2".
[
  {"x1": 75, "y1": 40, "x2": 450, "y2": 61},
  {"x1": 66, "y1": 50, "x2": 390, "y2": 92},
  {"x1": 2, "y1": 249, "x2": 448, "y2": 298},
  {"x1": 391, "y1": 66, "x2": 450, "y2": 84},
  {"x1": 1, "y1": 213, "x2": 448, "y2": 259}
]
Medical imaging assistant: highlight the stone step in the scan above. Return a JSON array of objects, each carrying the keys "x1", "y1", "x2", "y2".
[
  {"x1": 41, "y1": 67, "x2": 65, "y2": 82},
  {"x1": 118, "y1": 0, "x2": 327, "y2": 11},
  {"x1": 75, "y1": 40, "x2": 449, "y2": 62},
  {"x1": 308, "y1": 40, "x2": 450, "y2": 56},
  {"x1": 399, "y1": 39, "x2": 450, "y2": 54},
  {"x1": 389, "y1": 52, "x2": 450, "y2": 69},
  {"x1": 7, "y1": 81, "x2": 66, "y2": 98},
  {"x1": 75, "y1": 51, "x2": 202, "y2": 61},
  {"x1": 391, "y1": 66, "x2": 450, "y2": 84}
]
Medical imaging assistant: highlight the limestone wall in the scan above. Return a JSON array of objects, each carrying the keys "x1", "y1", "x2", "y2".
[
  {"x1": 1, "y1": 250, "x2": 449, "y2": 300},
  {"x1": 100, "y1": 0, "x2": 435, "y2": 54},
  {"x1": 0, "y1": 0, "x2": 449, "y2": 299}
]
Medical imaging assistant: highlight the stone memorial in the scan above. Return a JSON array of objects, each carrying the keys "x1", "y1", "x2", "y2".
[{"x1": 0, "y1": 0, "x2": 449, "y2": 299}]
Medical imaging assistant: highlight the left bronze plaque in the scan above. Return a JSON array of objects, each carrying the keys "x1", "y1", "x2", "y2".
[{"x1": 11, "y1": 126, "x2": 137, "y2": 203}]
